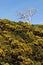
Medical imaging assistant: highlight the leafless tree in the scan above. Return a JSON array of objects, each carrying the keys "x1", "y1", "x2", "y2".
[
  {"x1": 17, "y1": 8, "x2": 37, "y2": 23},
  {"x1": 17, "y1": 11, "x2": 30, "y2": 23},
  {"x1": 28, "y1": 8, "x2": 37, "y2": 20}
]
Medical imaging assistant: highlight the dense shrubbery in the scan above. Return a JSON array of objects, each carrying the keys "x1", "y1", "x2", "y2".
[{"x1": 0, "y1": 19, "x2": 43, "y2": 65}]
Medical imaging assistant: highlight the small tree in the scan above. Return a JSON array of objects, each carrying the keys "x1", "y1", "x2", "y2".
[{"x1": 17, "y1": 8, "x2": 37, "y2": 23}]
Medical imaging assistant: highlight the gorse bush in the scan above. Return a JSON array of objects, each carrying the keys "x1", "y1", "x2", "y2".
[{"x1": 0, "y1": 19, "x2": 43, "y2": 65}]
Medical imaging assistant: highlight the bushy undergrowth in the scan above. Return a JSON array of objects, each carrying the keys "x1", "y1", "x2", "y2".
[{"x1": 0, "y1": 19, "x2": 43, "y2": 65}]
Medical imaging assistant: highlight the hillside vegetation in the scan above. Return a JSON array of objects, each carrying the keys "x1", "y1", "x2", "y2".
[{"x1": 0, "y1": 19, "x2": 43, "y2": 65}]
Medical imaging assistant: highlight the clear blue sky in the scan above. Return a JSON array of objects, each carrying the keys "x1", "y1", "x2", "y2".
[{"x1": 0, "y1": 0, "x2": 43, "y2": 24}]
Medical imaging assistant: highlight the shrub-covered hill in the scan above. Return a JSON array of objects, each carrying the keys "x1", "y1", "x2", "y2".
[{"x1": 0, "y1": 19, "x2": 43, "y2": 65}]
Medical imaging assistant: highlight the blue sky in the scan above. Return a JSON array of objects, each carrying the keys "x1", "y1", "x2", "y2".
[{"x1": 0, "y1": 0, "x2": 43, "y2": 24}]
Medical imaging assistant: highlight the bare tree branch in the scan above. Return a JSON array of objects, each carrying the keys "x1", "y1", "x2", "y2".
[
  {"x1": 28, "y1": 8, "x2": 37, "y2": 20},
  {"x1": 17, "y1": 8, "x2": 37, "y2": 23}
]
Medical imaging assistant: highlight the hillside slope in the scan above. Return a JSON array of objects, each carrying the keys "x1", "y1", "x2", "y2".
[{"x1": 0, "y1": 19, "x2": 43, "y2": 65}]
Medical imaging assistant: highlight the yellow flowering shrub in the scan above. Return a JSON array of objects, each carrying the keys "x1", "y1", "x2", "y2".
[{"x1": 0, "y1": 49, "x2": 3, "y2": 56}]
